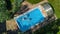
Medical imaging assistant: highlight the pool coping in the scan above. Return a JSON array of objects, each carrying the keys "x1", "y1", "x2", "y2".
[{"x1": 14, "y1": 5, "x2": 46, "y2": 32}]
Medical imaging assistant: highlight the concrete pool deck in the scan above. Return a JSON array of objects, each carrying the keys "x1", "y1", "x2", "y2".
[
  {"x1": 6, "y1": 0, "x2": 57, "y2": 33},
  {"x1": 14, "y1": 6, "x2": 46, "y2": 32},
  {"x1": 6, "y1": 19, "x2": 18, "y2": 31},
  {"x1": 22, "y1": 0, "x2": 48, "y2": 9},
  {"x1": 6, "y1": 0, "x2": 48, "y2": 31}
]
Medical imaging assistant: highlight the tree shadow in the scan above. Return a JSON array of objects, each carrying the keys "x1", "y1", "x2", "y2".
[
  {"x1": 7, "y1": 30, "x2": 18, "y2": 34},
  {"x1": 34, "y1": 18, "x2": 60, "y2": 34},
  {"x1": 0, "y1": 21, "x2": 6, "y2": 34},
  {"x1": 5, "y1": 0, "x2": 12, "y2": 10},
  {"x1": 0, "y1": 18, "x2": 60, "y2": 34},
  {"x1": 6, "y1": 27, "x2": 20, "y2": 34}
]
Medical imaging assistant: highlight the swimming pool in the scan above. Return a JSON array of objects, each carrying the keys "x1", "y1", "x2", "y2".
[{"x1": 15, "y1": 7, "x2": 45, "y2": 32}]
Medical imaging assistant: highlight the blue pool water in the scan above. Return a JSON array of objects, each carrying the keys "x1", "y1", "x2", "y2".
[{"x1": 15, "y1": 7, "x2": 45, "y2": 32}]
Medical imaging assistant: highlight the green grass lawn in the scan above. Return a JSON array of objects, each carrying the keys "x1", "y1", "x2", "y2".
[
  {"x1": 26, "y1": 0, "x2": 43, "y2": 4},
  {"x1": 57, "y1": 31, "x2": 60, "y2": 34},
  {"x1": 48, "y1": 0, "x2": 60, "y2": 18},
  {"x1": 27, "y1": 0, "x2": 60, "y2": 18},
  {"x1": 48, "y1": 0, "x2": 60, "y2": 34}
]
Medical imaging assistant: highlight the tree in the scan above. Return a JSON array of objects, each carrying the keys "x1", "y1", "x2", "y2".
[
  {"x1": 34, "y1": 18, "x2": 60, "y2": 34},
  {"x1": 0, "y1": 0, "x2": 22, "y2": 22},
  {"x1": 10, "y1": 0, "x2": 22, "y2": 13},
  {"x1": 0, "y1": 0, "x2": 8, "y2": 22}
]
